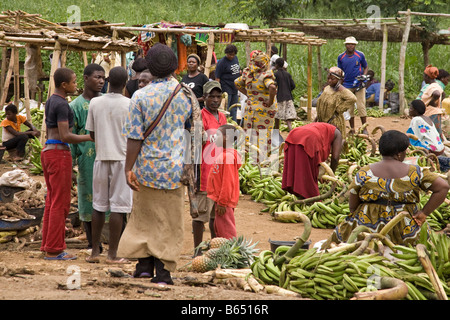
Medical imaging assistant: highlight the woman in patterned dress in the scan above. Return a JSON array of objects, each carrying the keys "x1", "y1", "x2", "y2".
[
  {"x1": 235, "y1": 51, "x2": 277, "y2": 160},
  {"x1": 323, "y1": 130, "x2": 449, "y2": 248}
]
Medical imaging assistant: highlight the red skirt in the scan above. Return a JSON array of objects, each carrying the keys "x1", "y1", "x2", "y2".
[{"x1": 282, "y1": 143, "x2": 320, "y2": 199}]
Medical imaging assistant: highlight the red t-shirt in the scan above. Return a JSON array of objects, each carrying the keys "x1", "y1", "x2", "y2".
[
  {"x1": 207, "y1": 148, "x2": 242, "y2": 208},
  {"x1": 200, "y1": 108, "x2": 227, "y2": 191}
]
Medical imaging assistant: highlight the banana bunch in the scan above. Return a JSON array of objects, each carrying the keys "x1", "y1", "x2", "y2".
[
  {"x1": 28, "y1": 137, "x2": 43, "y2": 175},
  {"x1": 366, "y1": 107, "x2": 385, "y2": 118},
  {"x1": 0, "y1": 231, "x2": 18, "y2": 243},
  {"x1": 343, "y1": 144, "x2": 380, "y2": 167},
  {"x1": 388, "y1": 233, "x2": 450, "y2": 300},
  {"x1": 279, "y1": 120, "x2": 304, "y2": 132},
  {"x1": 30, "y1": 108, "x2": 44, "y2": 129},
  {"x1": 252, "y1": 247, "x2": 397, "y2": 300},
  {"x1": 0, "y1": 226, "x2": 39, "y2": 244},
  {"x1": 390, "y1": 246, "x2": 441, "y2": 300},
  {"x1": 308, "y1": 198, "x2": 350, "y2": 229},
  {"x1": 419, "y1": 194, "x2": 450, "y2": 231}
]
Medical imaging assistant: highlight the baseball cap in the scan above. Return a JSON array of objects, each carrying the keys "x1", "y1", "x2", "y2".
[
  {"x1": 203, "y1": 80, "x2": 222, "y2": 94},
  {"x1": 344, "y1": 36, "x2": 358, "y2": 44}
]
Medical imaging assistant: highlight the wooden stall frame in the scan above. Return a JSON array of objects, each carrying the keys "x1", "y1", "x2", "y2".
[{"x1": 112, "y1": 25, "x2": 327, "y2": 120}]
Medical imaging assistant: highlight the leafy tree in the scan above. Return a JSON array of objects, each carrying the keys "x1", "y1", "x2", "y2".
[{"x1": 230, "y1": 0, "x2": 311, "y2": 27}]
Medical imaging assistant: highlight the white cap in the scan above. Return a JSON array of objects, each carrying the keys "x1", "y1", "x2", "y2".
[{"x1": 344, "y1": 36, "x2": 358, "y2": 44}]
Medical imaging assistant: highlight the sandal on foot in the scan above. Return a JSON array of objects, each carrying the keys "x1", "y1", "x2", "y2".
[
  {"x1": 133, "y1": 272, "x2": 153, "y2": 278},
  {"x1": 86, "y1": 256, "x2": 100, "y2": 263},
  {"x1": 44, "y1": 252, "x2": 77, "y2": 261},
  {"x1": 105, "y1": 258, "x2": 130, "y2": 265}
]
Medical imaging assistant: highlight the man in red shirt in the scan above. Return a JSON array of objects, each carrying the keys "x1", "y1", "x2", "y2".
[{"x1": 191, "y1": 81, "x2": 227, "y2": 255}]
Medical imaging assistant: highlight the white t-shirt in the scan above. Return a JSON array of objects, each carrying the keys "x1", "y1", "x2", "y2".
[{"x1": 85, "y1": 93, "x2": 130, "y2": 161}]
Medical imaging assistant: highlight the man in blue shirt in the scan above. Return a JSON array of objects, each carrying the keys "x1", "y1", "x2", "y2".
[
  {"x1": 338, "y1": 36, "x2": 369, "y2": 134},
  {"x1": 366, "y1": 79, "x2": 395, "y2": 107},
  {"x1": 215, "y1": 44, "x2": 240, "y2": 122}
]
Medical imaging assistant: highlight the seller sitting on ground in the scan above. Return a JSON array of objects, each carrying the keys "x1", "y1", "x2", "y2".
[
  {"x1": 1, "y1": 103, "x2": 41, "y2": 161},
  {"x1": 323, "y1": 130, "x2": 449, "y2": 249}
]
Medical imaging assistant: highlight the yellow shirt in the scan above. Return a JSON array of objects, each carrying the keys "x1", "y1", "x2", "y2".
[{"x1": 1, "y1": 114, "x2": 27, "y2": 142}]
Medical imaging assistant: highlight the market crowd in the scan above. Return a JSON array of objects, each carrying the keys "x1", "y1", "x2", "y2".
[{"x1": 8, "y1": 35, "x2": 447, "y2": 285}]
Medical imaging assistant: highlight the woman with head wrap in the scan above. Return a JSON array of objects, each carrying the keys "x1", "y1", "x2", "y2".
[
  {"x1": 421, "y1": 65, "x2": 445, "y2": 139},
  {"x1": 235, "y1": 50, "x2": 277, "y2": 160},
  {"x1": 315, "y1": 67, "x2": 356, "y2": 140},
  {"x1": 181, "y1": 53, "x2": 209, "y2": 108}
]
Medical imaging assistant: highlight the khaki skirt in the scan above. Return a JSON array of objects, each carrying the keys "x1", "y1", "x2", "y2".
[{"x1": 117, "y1": 185, "x2": 184, "y2": 272}]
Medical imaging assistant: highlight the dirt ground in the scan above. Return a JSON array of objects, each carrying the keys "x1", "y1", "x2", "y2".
[{"x1": 0, "y1": 115, "x2": 411, "y2": 303}]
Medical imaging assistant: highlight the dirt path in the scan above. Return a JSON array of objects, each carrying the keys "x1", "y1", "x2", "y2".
[{"x1": 0, "y1": 116, "x2": 410, "y2": 302}]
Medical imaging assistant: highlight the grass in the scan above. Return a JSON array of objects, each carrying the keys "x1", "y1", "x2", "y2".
[{"x1": 2, "y1": 0, "x2": 449, "y2": 106}]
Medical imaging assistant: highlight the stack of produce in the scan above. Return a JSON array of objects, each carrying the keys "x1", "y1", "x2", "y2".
[
  {"x1": 238, "y1": 124, "x2": 450, "y2": 232},
  {"x1": 191, "y1": 236, "x2": 259, "y2": 273},
  {"x1": 251, "y1": 214, "x2": 450, "y2": 300},
  {"x1": 28, "y1": 137, "x2": 43, "y2": 175},
  {"x1": 0, "y1": 202, "x2": 35, "y2": 220}
]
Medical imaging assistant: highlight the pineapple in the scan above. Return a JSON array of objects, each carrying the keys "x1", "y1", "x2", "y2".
[
  {"x1": 204, "y1": 248, "x2": 219, "y2": 259},
  {"x1": 191, "y1": 236, "x2": 259, "y2": 272},
  {"x1": 209, "y1": 237, "x2": 228, "y2": 249},
  {"x1": 191, "y1": 255, "x2": 217, "y2": 273}
]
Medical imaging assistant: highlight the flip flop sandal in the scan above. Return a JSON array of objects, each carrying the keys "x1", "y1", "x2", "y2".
[
  {"x1": 105, "y1": 258, "x2": 130, "y2": 265},
  {"x1": 44, "y1": 252, "x2": 77, "y2": 261}
]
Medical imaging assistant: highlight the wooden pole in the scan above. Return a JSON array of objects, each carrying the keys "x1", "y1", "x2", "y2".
[
  {"x1": 121, "y1": 51, "x2": 126, "y2": 68},
  {"x1": 316, "y1": 46, "x2": 322, "y2": 92},
  {"x1": 82, "y1": 51, "x2": 88, "y2": 67},
  {"x1": 245, "y1": 41, "x2": 251, "y2": 66},
  {"x1": 60, "y1": 50, "x2": 67, "y2": 68},
  {"x1": 282, "y1": 43, "x2": 287, "y2": 61},
  {"x1": 204, "y1": 32, "x2": 215, "y2": 78},
  {"x1": 266, "y1": 37, "x2": 272, "y2": 57},
  {"x1": 40, "y1": 41, "x2": 62, "y2": 143},
  {"x1": 23, "y1": 44, "x2": 31, "y2": 121},
  {"x1": 398, "y1": 9, "x2": 411, "y2": 115},
  {"x1": 307, "y1": 44, "x2": 313, "y2": 121},
  {"x1": 0, "y1": 47, "x2": 7, "y2": 96},
  {"x1": 13, "y1": 47, "x2": 20, "y2": 106},
  {"x1": 0, "y1": 50, "x2": 14, "y2": 108},
  {"x1": 379, "y1": 24, "x2": 388, "y2": 110}
]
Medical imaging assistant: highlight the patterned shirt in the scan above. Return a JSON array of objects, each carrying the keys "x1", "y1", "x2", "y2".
[{"x1": 123, "y1": 77, "x2": 192, "y2": 189}]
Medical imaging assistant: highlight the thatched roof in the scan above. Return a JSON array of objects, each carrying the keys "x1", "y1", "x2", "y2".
[
  {"x1": 276, "y1": 17, "x2": 449, "y2": 45},
  {"x1": 113, "y1": 22, "x2": 327, "y2": 46},
  {"x1": 58, "y1": 19, "x2": 137, "y2": 40},
  {"x1": 0, "y1": 10, "x2": 139, "y2": 52}
]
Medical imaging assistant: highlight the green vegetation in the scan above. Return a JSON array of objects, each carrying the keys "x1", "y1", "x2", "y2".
[{"x1": 2, "y1": 0, "x2": 449, "y2": 105}]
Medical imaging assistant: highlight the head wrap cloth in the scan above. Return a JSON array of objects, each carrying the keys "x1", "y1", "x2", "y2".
[{"x1": 424, "y1": 65, "x2": 439, "y2": 79}]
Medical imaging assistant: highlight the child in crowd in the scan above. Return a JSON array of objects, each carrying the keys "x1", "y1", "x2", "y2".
[
  {"x1": 191, "y1": 81, "x2": 227, "y2": 255},
  {"x1": 41, "y1": 67, "x2": 92, "y2": 260},
  {"x1": 85, "y1": 66, "x2": 133, "y2": 264},
  {"x1": 1, "y1": 103, "x2": 41, "y2": 161},
  {"x1": 206, "y1": 124, "x2": 242, "y2": 239}
]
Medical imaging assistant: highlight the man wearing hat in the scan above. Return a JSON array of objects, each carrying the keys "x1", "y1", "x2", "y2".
[
  {"x1": 191, "y1": 81, "x2": 228, "y2": 256},
  {"x1": 338, "y1": 36, "x2": 369, "y2": 134},
  {"x1": 118, "y1": 43, "x2": 199, "y2": 284}
]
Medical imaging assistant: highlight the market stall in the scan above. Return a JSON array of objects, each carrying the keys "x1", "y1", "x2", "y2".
[
  {"x1": 112, "y1": 22, "x2": 327, "y2": 120},
  {"x1": 0, "y1": 10, "x2": 139, "y2": 140}
]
